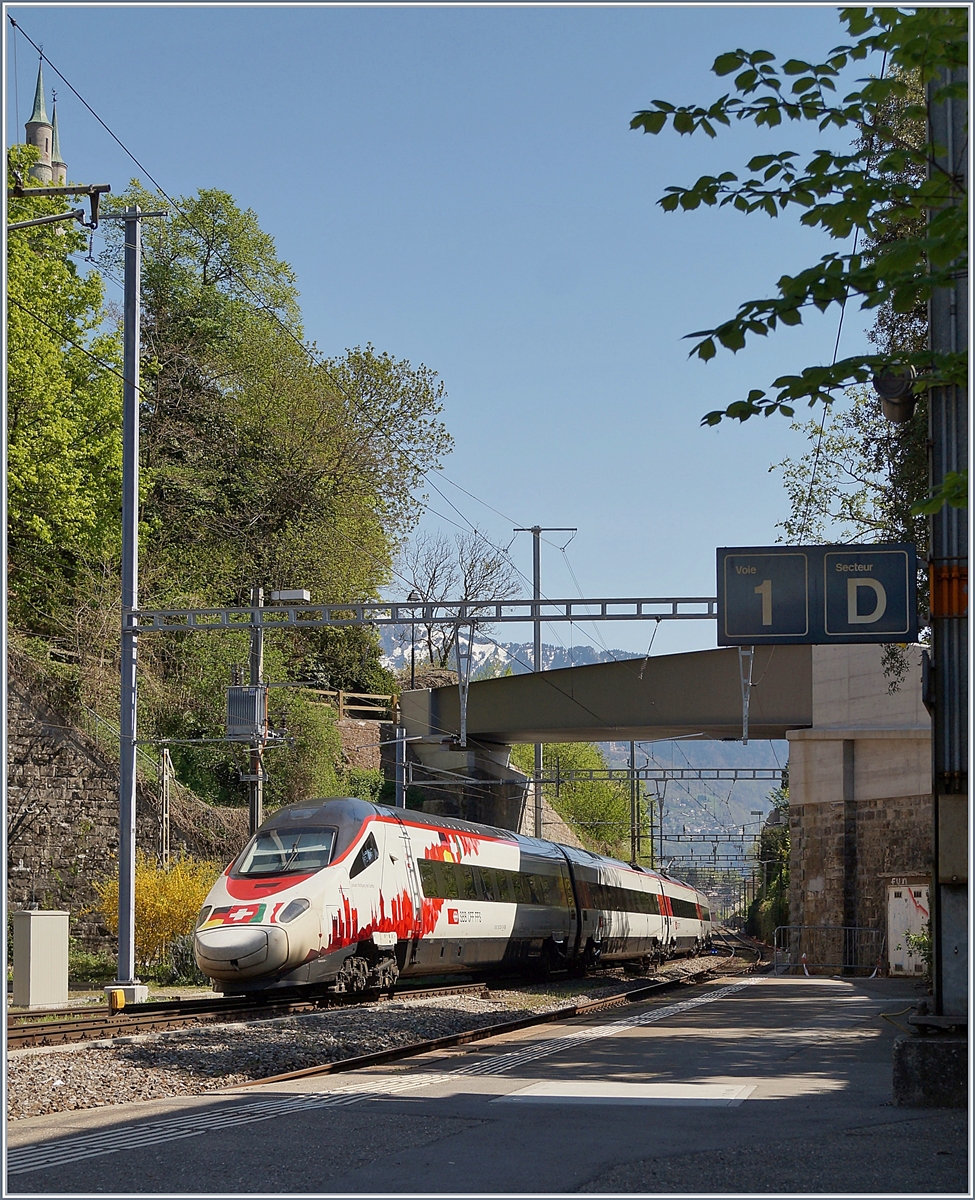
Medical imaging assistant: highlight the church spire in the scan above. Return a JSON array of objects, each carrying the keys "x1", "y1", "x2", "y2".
[
  {"x1": 50, "y1": 92, "x2": 66, "y2": 184},
  {"x1": 28, "y1": 59, "x2": 49, "y2": 126},
  {"x1": 25, "y1": 58, "x2": 54, "y2": 183}
]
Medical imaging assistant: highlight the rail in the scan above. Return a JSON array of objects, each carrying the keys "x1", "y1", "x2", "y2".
[{"x1": 7, "y1": 982, "x2": 491, "y2": 1049}]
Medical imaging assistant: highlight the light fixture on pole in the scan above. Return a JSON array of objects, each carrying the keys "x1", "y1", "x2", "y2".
[{"x1": 873, "y1": 365, "x2": 917, "y2": 423}]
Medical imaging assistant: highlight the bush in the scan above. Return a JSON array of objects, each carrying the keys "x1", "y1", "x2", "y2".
[
  {"x1": 344, "y1": 767, "x2": 384, "y2": 803},
  {"x1": 145, "y1": 933, "x2": 210, "y2": 986},
  {"x1": 94, "y1": 852, "x2": 222, "y2": 972},
  {"x1": 68, "y1": 940, "x2": 118, "y2": 985}
]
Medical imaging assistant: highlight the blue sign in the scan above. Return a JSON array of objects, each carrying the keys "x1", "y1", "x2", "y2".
[{"x1": 717, "y1": 544, "x2": 918, "y2": 645}]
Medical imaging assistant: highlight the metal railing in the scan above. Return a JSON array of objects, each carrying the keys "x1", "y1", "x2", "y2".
[
  {"x1": 773, "y1": 925, "x2": 887, "y2": 976},
  {"x1": 304, "y1": 689, "x2": 394, "y2": 720}
]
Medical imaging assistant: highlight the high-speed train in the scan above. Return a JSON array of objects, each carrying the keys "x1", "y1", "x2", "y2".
[{"x1": 194, "y1": 797, "x2": 713, "y2": 994}]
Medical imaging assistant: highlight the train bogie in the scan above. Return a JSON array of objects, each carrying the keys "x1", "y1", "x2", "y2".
[{"x1": 193, "y1": 797, "x2": 713, "y2": 994}]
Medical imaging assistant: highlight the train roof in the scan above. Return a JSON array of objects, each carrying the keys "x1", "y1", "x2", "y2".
[{"x1": 262, "y1": 798, "x2": 703, "y2": 894}]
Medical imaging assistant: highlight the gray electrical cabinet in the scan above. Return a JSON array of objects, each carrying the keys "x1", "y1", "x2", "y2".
[{"x1": 13, "y1": 909, "x2": 69, "y2": 1008}]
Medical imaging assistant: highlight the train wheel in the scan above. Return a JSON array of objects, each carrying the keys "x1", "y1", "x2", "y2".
[{"x1": 333, "y1": 954, "x2": 371, "y2": 993}]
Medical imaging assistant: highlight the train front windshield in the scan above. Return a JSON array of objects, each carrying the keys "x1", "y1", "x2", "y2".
[{"x1": 233, "y1": 827, "x2": 336, "y2": 877}]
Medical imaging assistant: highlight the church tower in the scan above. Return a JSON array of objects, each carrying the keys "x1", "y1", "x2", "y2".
[{"x1": 24, "y1": 60, "x2": 55, "y2": 183}]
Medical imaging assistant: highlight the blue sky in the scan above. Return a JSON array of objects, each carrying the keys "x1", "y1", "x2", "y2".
[{"x1": 6, "y1": 4, "x2": 876, "y2": 657}]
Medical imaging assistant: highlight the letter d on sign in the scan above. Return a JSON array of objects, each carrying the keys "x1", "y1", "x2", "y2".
[{"x1": 847, "y1": 578, "x2": 887, "y2": 624}]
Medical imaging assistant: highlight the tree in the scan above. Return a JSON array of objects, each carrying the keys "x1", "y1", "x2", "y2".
[
  {"x1": 746, "y1": 784, "x2": 790, "y2": 942},
  {"x1": 398, "y1": 528, "x2": 519, "y2": 668},
  {"x1": 99, "y1": 185, "x2": 453, "y2": 609},
  {"x1": 6, "y1": 146, "x2": 123, "y2": 629},
  {"x1": 630, "y1": 7, "x2": 967, "y2": 456},
  {"x1": 511, "y1": 741, "x2": 632, "y2": 858}
]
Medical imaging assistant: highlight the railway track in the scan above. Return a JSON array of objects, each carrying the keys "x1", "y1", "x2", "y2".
[
  {"x1": 236, "y1": 966, "x2": 722, "y2": 1088},
  {"x1": 6, "y1": 981, "x2": 491, "y2": 1050}
]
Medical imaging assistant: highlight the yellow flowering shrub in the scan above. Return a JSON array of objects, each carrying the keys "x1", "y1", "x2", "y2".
[{"x1": 94, "y1": 852, "x2": 222, "y2": 969}]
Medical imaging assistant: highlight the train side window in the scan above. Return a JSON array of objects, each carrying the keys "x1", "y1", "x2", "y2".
[
  {"x1": 701, "y1": 906, "x2": 711, "y2": 921},
  {"x1": 512, "y1": 873, "x2": 529, "y2": 904},
  {"x1": 439, "y1": 862, "x2": 459, "y2": 899},
  {"x1": 575, "y1": 879, "x2": 594, "y2": 908},
  {"x1": 417, "y1": 860, "x2": 437, "y2": 897},
  {"x1": 495, "y1": 870, "x2": 513, "y2": 903},
  {"x1": 460, "y1": 865, "x2": 478, "y2": 901},
  {"x1": 536, "y1": 874, "x2": 558, "y2": 907},
  {"x1": 349, "y1": 832, "x2": 380, "y2": 879},
  {"x1": 478, "y1": 867, "x2": 498, "y2": 902}
]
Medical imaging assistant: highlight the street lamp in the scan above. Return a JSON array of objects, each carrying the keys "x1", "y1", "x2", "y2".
[{"x1": 407, "y1": 592, "x2": 421, "y2": 690}]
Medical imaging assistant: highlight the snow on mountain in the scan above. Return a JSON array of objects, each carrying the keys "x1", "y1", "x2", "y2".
[{"x1": 379, "y1": 627, "x2": 637, "y2": 677}]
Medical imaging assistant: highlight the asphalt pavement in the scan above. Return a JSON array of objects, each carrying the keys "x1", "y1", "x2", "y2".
[{"x1": 7, "y1": 972, "x2": 968, "y2": 1195}]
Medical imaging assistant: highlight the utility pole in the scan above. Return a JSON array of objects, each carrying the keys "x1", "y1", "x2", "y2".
[
  {"x1": 629, "y1": 741, "x2": 637, "y2": 864},
  {"x1": 111, "y1": 203, "x2": 164, "y2": 999},
  {"x1": 248, "y1": 585, "x2": 264, "y2": 836},
  {"x1": 926, "y1": 67, "x2": 968, "y2": 1023},
  {"x1": 513, "y1": 525, "x2": 576, "y2": 837}
]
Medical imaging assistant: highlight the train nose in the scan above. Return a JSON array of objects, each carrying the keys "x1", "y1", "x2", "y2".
[{"x1": 195, "y1": 925, "x2": 289, "y2": 980}]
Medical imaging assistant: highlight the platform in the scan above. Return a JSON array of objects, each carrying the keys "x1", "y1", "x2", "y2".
[{"x1": 7, "y1": 974, "x2": 967, "y2": 1194}]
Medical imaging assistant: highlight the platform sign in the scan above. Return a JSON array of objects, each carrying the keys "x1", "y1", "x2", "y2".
[{"x1": 717, "y1": 544, "x2": 917, "y2": 645}]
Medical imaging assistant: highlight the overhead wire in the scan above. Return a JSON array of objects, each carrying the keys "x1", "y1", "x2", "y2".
[
  {"x1": 6, "y1": 18, "x2": 679, "y2": 748},
  {"x1": 11, "y1": 17, "x2": 591, "y2": 676},
  {"x1": 796, "y1": 49, "x2": 889, "y2": 543},
  {"x1": 7, "y1": 17, "x2": 567, "y2": 628}
]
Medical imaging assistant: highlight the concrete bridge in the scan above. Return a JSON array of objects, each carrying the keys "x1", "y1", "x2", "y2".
[{"x1": 398, "y1": 644, "x2": 812, "y2": 831}]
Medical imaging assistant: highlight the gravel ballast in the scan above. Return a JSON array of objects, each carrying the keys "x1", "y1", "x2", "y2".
[{"x1": 8, "y1": 956, "x2": 749, "y2": 1121}]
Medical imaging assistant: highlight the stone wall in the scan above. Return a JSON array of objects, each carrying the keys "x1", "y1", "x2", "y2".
[
  {"x1": 7, "y1": 671, "x2": 248, "y2": 948},
  {"x1": 786, "y1": 645, "x2": 933, "y2": 966},
  {"x1": 790, "y1": 793, "x2": 933, "y2": 932}
]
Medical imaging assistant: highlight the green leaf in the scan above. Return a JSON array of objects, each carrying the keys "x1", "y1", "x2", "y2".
[
  {"x1": 630, "y1": 110, "x2": 668, "y2": 134},
  {"x1": 713, "y1": 52, "x2": 745, "y2": 76},
  {"x1": 911, "y1": 470, "x2": 968, "y2": 515}
]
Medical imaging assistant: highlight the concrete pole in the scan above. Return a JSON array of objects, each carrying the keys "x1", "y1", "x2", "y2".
[
  {"x1": 532, "y1": 526, "x2": 543, "y2": 839},
  {"x1": 116, "y1": 206, "x2": 141, "y2": 988},
  {"x1": 629, "y1": 741, "x2": 637, "y2": 864},
  {"x1": 395, "y1": 725, "x2": 407, "y2": 808},
  {"x1": 248, "y1": 585, "x2": 264, "y2": 836},
  {"x1": 927, "y1": 67, "x2": 968, "y2": 1019}
]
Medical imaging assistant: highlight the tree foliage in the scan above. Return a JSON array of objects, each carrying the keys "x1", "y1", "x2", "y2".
[
  {"x1": 9, "y1": 171, "x2": 451, "y2": 810},
  {"x1": 511, "y1": 741, "x2": 633, "y2": 858},
  {"x1": 6, "y1": 146, "x2": 123, "y2": 629},
  {"x1": 631, "y1": 7, "x2": 967, "y2": 425},
  {"x1": 398, "y1": 528, "x2": 519, "y2": 668}
]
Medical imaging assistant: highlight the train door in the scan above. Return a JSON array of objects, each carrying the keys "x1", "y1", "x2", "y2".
[
  {"x1": 392, "y1": 816, "x2": 424, "y2": 963},
  {"x1": 658, "y1": 885, "x2": 673, "y2": 952}
]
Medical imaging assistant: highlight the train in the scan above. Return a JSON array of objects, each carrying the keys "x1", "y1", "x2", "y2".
[{"x1": 193, "y1": 796, "x2": 713, "y2": 994}]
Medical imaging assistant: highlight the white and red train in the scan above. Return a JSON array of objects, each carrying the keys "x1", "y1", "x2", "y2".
[{"x1": 194, "y1": 797, "x2": 713, "y2": 993}]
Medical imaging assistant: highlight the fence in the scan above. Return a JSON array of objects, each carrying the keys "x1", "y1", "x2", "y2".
[
  {"x1": 773, "y1": 925, "x2": 887, "y2": 976},
  {"x1": 305, "y1": 689, "x2": 394, "y2": 720}
]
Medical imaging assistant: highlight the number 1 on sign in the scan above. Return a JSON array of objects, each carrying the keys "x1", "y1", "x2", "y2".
[{"x1": 754, "y1": 579, "x2": 772, "y2": 626}]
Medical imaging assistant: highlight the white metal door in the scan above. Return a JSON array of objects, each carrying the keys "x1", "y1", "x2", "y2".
[{"x1": 887, "y1": 883, "x2": 929, "y2": 974}]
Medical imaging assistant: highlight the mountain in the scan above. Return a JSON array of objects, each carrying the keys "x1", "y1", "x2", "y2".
[{"x1": 379, "y1": 628, "x2": 637, "y2": 677}]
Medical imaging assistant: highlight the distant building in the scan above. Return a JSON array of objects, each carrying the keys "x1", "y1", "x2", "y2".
[{"x1": 23, "y1": 60, "x2": 67, "y2": 184}]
